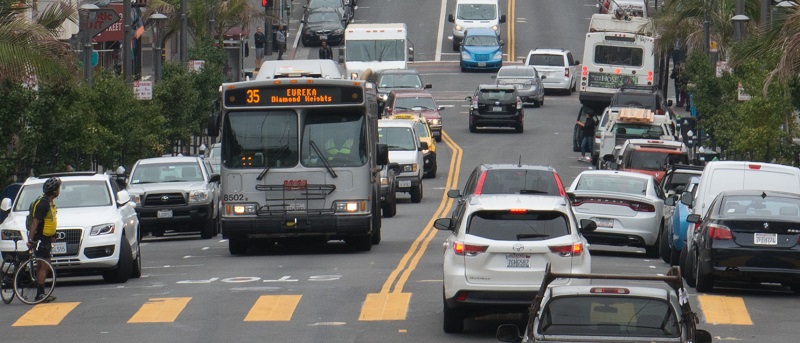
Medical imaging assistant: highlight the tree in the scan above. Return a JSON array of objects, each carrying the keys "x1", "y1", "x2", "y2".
[{"x1": 144, "y1": 0, "x2": 264, "y2": 46}]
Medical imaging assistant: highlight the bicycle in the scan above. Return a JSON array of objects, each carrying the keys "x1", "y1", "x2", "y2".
[{"x1": 1, "y1": 237, "x2": 56, "y2": 305}]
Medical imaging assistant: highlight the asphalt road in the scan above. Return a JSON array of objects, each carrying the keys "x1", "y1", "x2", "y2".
[{"x1": 2, "y1": 1, "x2": 797, "y2": 342}]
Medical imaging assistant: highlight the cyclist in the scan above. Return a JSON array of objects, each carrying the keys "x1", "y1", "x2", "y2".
[{"x1": 26, "y1": 176, "x2": 60, "y2": 303}]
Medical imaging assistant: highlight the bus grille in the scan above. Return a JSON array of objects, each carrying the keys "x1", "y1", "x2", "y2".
[{"x1": 255, "y1": 183, "x2": 336, "y2": 215}]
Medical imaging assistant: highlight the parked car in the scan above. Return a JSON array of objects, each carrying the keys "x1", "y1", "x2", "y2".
[
  {"x1": 126, "y1": 156, "x2": 221, "y2": 239},
  {"x1": 300, "y1": 7, "x2": 347, "y2": 46},
  {"x1": 382, "y1": 90, "x2": 443, "y2": 142},
  {"x1": 377, "y1": 119, "x2": 426, "y2": 203},
  {"x1": 567, "y1": 170, "x2": 669, "y2": 257},
  {"x1": 386, "y1": 113, "x2": 438, "y2": 178},
  {"x1": 524, "y1": 48, "x2": 580, "y2": 94},
  {"x1": 366, "y1": 69, "x2": 431, "y2": 113},
  {"x1": 686, "y1": 190, "x2": 800, "y2": 294},
  {"x1": 459, "y1": 28, "x2": 504, "y2": 72},
  {"x1": 0, "y1": 172, "x2": 141, "y2": 283},
  {"x1": 596, "y1": 108, "x2": 678, "y2": 169},
  {"x1": 660, "y1": 165, "x2": 704, "y2": 265},
  {"x1": 303, "y1": 0, "x2": 353, "y2": 24},
  {"x1": 466, "y1": 84, "x2": 524, "y2": 133},
  {"x1": 493, "y1": 65, "x2": 545, "y2": 107},
  {"x1": 434, "y1": 194, "x2": 595, "y2": 333},
  {"x1": 496, "y1": 267, "x2": 713, "y2": 343},
  {"x1": 0, "y1": 182, "x2": 22, "y2": 224}
]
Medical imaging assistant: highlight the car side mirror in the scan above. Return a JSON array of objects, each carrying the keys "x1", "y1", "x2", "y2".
[
  {"x1": 433, "y1": 218, "x2": 453, "y2": 231},
  {"x1": 447, "y1": 189, "x2": 461, "y2": 198},
  {"x1": 496, "y1": 324, "x2": 521, "y2": 343},
  {"x1": 376, "y1": 143, "x2": 389, "y2": 165},
  {"x1": 566, "y1": 191, "x2": 576, "y2": 204},
  {"x1": 540, "y1": 75, "x2": 546, "y2": 79},
  {"x1": 419, "y1": 141, "x2": 429, "y2": 150},
  {"x1": 695, "y1": 329, "x2": 713, "y2": 343},
  {"x1": 665, "y1": 195, "x2": 676, "y2": 206},
  {"x1": 116, "y1": 190, "x2": 132, "y2": 206},
  {"x1": 686, "y1": 214, "x2": 701, "y2": 223},
  {"x1": 499, "y1": 39, "x2": 505, "y2": 46},
  {"x1": 425, "y1": 83, "x2": 432, "y2": 89},
  {"x1": 500, "y1": 14, "x2": 507, "y2": 24},
  {"x1": 465, "y1": 96, "x2": 472, "y2": 102},
  {"x1": 448, "y1": 14, "x2": 454, "y2": 22},
  {"x1": 580, "y1": 219, "x2": 597, "y2": 233},
  {"x1": 388, "y1": 162, "x2": 401, "y2": 174},
  {"x1": 0, "y1": 198, "x2": 11, "y2": 212},
  {"x1": 209, "y1": 173, "x2": 221, "y2": 183},
  {"x1": 680, "y1": 191, "x2": 693, "y2": 207},
  {"x1": 574, "y1": 59, "x2": 580, "y2": 65}
]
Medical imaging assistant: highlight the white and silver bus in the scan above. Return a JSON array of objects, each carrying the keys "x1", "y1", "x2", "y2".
[
  {"x1": 579, "y1": 13, "x2": 656, "y2": 109},
  {"x1": 208, "y1": 78, "x2": 388, "y2": 254}
]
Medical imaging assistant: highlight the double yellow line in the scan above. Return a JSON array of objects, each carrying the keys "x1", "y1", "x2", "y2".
[
  {"x1": 507, "y1": 0, "x2": 516, "y2": 62},
  {"x1": 359, "y1": 130, "x2": 464, "y2": 321}
]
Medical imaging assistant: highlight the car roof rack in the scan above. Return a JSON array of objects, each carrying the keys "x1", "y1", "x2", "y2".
[{"x1": 38, "y1": 171, "x2": 99, "y2": 178}]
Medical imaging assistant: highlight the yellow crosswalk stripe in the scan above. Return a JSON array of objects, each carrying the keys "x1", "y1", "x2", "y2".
[
  {"x1": 12, "y1": 302, "x2": 80, "y2": 327},
  {"x1": 697, "y1": 295, "x2": 753, "y2": 325},
  {"x1": 128, "y1": 297, "x2": 192, "y2": 323},
  {"x1": 359, "y1": 293, "x2": 412, "y2": 321},
  {"x1": 244, "y1": 295, "x2": 302, "y2": 321}
]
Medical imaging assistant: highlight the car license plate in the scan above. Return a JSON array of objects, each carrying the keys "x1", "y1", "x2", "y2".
[
  {"x1": 592, "y1": 217, "x2": 614, "y2": 228},
  {"x1": 52, "y1": 242, "x2": 67, "y2": 255},
  {"x1": 286, "y1": 203, "x2": 305, "y2": 212},
  {"x1": 754, "y1": 232, "x2": 777, "y2": 245},
  {"x1": 492, "y1": 106, "x2": 503, "y2": 112},
  {"x1": 399, "y1": 180, "x2": 411, "y2": 188},
  {"x1": 506, "y1": 254, "x2": 530, "y2": 268},
  {"x1": 478, "y1": 62, "x2": 487, "y2": 67},
  {"x1": 157, "y1": 210, "x2": 173, "y2": 218}
]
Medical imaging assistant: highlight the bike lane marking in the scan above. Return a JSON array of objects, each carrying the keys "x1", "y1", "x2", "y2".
[
  {"x1": 244, "y1": 295, "x2": 302, "y2": 321},
  {"x1": 12, "y1": 302, "x2": 80, "y2": 326},
  {"x1": 697, "y1": 295, "x2": 753, "y2": 325},
  {"x1": 127, "y1": 297, "x2": 192, "y2": 323}
]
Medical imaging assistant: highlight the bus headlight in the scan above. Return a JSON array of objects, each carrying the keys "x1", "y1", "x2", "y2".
[
  {"x1": 229, "y1": 203, "x2": 258, "y2": 215},
  {"x1": 334, "y1": 200, "x2": 367, "y2": 213},
  {"x1": 90, "y1": 223, "x2": 115, "y2": 236},
  {"x1": 189, "y1": 190, "x2": 210, "y2": 203}
]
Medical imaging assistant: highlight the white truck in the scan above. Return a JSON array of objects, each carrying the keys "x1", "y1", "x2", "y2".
[{"x1": 338, "y1": 23, "x2": 414, "y2": 80}]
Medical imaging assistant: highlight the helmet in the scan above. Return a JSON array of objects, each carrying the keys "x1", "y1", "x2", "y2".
[{"x1": 43, "y1": 177, "x2": 62, "y2": 194}]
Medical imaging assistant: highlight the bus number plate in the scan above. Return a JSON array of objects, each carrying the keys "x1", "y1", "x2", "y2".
[
  {"x1": 52, "y1": 242, "x2": 67, "y2": 255},
  {"x1": 754, "y1": 233, "x2": 777, "y2": 245},
  {"x1": 286, "y1": 203, "x2": 305, "y2": 212}
]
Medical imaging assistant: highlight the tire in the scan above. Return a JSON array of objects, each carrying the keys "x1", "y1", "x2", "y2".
[
  {"x1": 452, "y1": 39, "x2": 459, "y2": 51},
  {"x1": 131, "y1": 247, "x2": 142, "y2": 279},
  {"x1": 410, "y1": 181, "x2": 423, "y2": 203},
  {"x1": 371, "y1": 224, "x2": 382, "y2": 245},
  {"x1": 791, "y1": 284, "x2": 800, "y2": 295},
  {"x1": 382, "y1": 193, "x2": 397, "y2": 218},
  {"x1": 460, "y1": 66, "x2": 466, "y2": 72},
  {"x1": 443, "y1": 303, "x2": 464, "y2": 333},
  {"x1": 469, "y1": 123, "x2": 477, "y2": 133},
  {"x1": 644, "y1": 231, "x2": 660, "y2": 258},
  {"x1": 659, "y1": 225, "x2": 671, "y2": 264},
  {"x1": 669, "y1": 246, "x2": 681, "y2": 267},
  {"x1": 533, "y1": 100, "x2": 541, "y2": 108},
  {"x1": 435, "y1": 134, "x2": 442, "y2": 142},
  {"x1": 564, "y1": 86, "x2": 572, "y2": 96},
  {"x1": 201, "y1": 218, "x2": 215, "y2": 239},
  {"x1": 152, "y1": 230, "x2": 165, "y2": 237},
  {"x1": 347, "y1": 235, "x2": 372, "y2": 251},
  {"x1": 102, "y1": 238, "x2": 133, "y2": 284},
  {"x1": 14, "y1": 258, "x2": 56, "y2": 305},
  {"x1": 228, "y1": 238, "x2": 248, "y2": 255},
  {"x1": 371, "y1": 198, "x2": 381, "y2": 245},
  {"x1": 682, "y1": 248, "x2": 696, "y2": 287},
  {"x1": 425, "y1": 155, "x2": 438, "y2": 179},
  {"x1": 1, "y1": 259, "x2": 15, "y2": 304},
  {"x1": 515, "y1": 123, "x2": 524, "y2": 133},
  {"x1": 695, "y1": 255, "x2": 714, "y2": 292}
]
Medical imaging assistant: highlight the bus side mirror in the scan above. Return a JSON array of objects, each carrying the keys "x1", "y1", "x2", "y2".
[
  {"x1": 500, "y1": 14, "x2": 507, "y2": 24},
  {"x1": 448, "y1": 14, "x2": 454, "y2": 22},
  {"x1": 376, "y1": 143, "x2": 389, "y2": 165},
  {"x1": 207, "y1": 114, "x2": 220, "y2": 137}
]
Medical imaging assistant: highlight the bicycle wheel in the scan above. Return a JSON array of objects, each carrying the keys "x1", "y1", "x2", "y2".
[
  {"x1": 1, "y1": 258, "x2": 16, "y2": 304},
  {"x1": 14, "y1": 258, "x2": 56, "y2": 305}
]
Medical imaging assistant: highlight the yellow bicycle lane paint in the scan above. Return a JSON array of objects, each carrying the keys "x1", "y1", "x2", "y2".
[
  {"x1": 359, "y1": 130, "x2": 463, "y2": 321},
  {"x1": 244, "y1": 295, "x2": 302, "y2": 321},
  {"x1": 128, "y1": 297, "x2": 192, "y2": 323},
  {"x1": 12, "y1": 302, "x2": 80, "y2": 326},
  {"x1": 697, "y1": 295, "x2": 753, "y2": 325}
]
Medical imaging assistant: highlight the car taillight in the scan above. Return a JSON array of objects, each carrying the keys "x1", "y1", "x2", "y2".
[
  {"x1": 455, "y1": 291, "x2": 469, "y2": 302},
  {"x1": 549, "y1": 243, "x2": 583, "y2": 257},
  {"x1": 570, "y1": 197, "x2": 654, "y2": 212},
  {"x1": 517, "y1": 97, "x2": 523, "y2": 110},
  {"x1": 553, "y1": 171, "x2": 566, "y2": 197},
  {"x1": 474, "y1": 171, "x2": 488, "y2": 195},
  {"x1": 656, "y1": 108, "x2": 664, "y2": 115},
  {"x1": 748, "y1": 164, "x2": 762, "y2": 170},
  {"x1": 708, "y1": 223, "x2": 733, "y2": 240},
  {"x1": 628, "y1": 201, "x2": 656, "y2": 212},
  {"x1": 564, "y1": 67, "x2": 570, "y2": 77},
  {"x1": 453, "y1": 242, "x2": 488, "y2": 256}
]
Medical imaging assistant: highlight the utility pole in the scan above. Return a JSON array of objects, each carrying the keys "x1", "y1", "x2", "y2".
[
  {"x1": 123, "y1": 0, "x2": 132, "y2": 84},
  {"x1": 180, "y1": 0, "x2": 188, "y2": 63},
  {"x1": 761, "y1": 0, "x2": 770, "y2": 31},
  {"x1": 704, "y1": 0, "x2": 711, "y2": 62},
  {"x1": 734, "y1": 0, "x2": 744, "y2": 42}
]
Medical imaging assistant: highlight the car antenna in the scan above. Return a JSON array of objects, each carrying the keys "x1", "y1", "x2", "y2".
[{"x1": 518, "y1": 155, "x2": 522, "y2": 167}]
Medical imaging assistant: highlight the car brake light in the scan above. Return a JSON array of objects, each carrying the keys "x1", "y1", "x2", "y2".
[
  {"x1": 453, "y1": 242, "x2": 488, "y2": 256},
  {"x1": 748, "y1": 164, "x2": 762, "y2": 170},
  {"x1": 549, "y1": 243, "x2": 583, "y2": 257},
  {"x1": 455, "y1": 291, "x2": 469, "y2": 302},
  {"x1": 708, "y1": 224, "x2": 733, "y2": 240},
  {"x1": 509, "y1": 209, "x2": 527, "y2": 214},
  {"x1": 571, "y1": 197, "x2": 654, "y2": 212},
  {"x1": 591, "y1": 287, "x2": 630, "y2": 294},
  {"x1": 628, "y1": 201, "x2": 655, "y2": 212},
  {"x1": 564, "y1": 67, "x2": 570, "y2": 77},
  {"x1": 553, "y1": 171, "x2": 566, "y2": 197},
  {"x1": 474, "y1": 171, "x2": 488, "y2": 195}
]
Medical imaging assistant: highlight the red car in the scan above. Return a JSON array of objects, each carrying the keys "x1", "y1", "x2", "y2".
[{"x1": 382, "y1": 90, "x2": 443, "y2": 142}]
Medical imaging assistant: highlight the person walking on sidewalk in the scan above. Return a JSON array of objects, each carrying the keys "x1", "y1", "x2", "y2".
[
  {"x1": 254, "y1": 26, "x2": 266, "y2": 70},
  {"x1": 319, "y1": 38, "x2": 334, "y2": 60},
  {"x1": 671, "y1": 64, "x2": 687, "y2": 107},
  {"x1": 276, "y1": 24, "x2": 287, "y2": 60},
  {"x1": 576, "y1": 110, "x2": 596, "y2": 163}
]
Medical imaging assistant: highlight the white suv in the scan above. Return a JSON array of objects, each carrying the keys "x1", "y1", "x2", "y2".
[
  {"x1": 378, "y1": 119, "x2": 426, "y2": 203},
  {"x1": 0, "y1": 172, "x2": 141, "y2": 283},
  {"x1": 434, "y1": 194, "x2": 594, "y2": 333},
  {"x1": 524, "y1": 48, "x2": 580, "y2": 94}
]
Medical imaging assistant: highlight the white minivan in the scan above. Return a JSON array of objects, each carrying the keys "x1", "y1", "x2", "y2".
[
  {"x1": 378, "y1": 119, "x2": 426, "y2": 203},
  {"x1": 448, "y1": 0, "x2": 506, "y2": 51}
]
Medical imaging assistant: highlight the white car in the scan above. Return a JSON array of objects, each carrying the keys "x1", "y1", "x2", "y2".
[
  {"x1": 524, "y1": 48, "x2": 580, "y2": 94},
  {"x1": 434, "y1": 194, "x2": 594, "y2": 333},
  {"x1": 378, "y1": 119, "x2": 426, "y2": 203},
  {"x1": 567, "y1": 170, "x2": 669, "y2": 257},
  {"x1": 0, "y1": 172, "x2": 141, "y2": 283}
]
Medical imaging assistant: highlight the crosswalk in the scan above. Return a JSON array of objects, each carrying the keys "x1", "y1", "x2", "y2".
[{"x1": 6, "y1": 293, "x2": 754, "y2": 327}]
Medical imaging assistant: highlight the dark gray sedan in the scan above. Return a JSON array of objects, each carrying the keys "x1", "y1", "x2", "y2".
[{"x1": 493, "y1": 66, "x2": 545, "y2": 107}]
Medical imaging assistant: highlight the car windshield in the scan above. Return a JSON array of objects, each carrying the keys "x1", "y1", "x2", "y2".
[
  {"x1": 131, "y1": 162, "x2": 205, "y2": 184},
  {"x1": 538, "y1": 295, "x2": 679, "y2": 338},
  {"x1": 456, "y1": 4, "x2": 497, "y2": 20},
  {"x1": 467, "y1": 210, "x2": 570, "y2": 240},
  {"x1": 345, "y1": 39, "x2": 405, "y2": 62},
  {"x1": 394, "y1": 96, "x2": 435, "y2": 110},
  {"x1": 528, "y1": 54, "x2": 564, "y2": 67},
  {"x1": 15, "y1": 180, "x2": 111, "y2": 211},
  {"x1": 719, "y1": 195, "x2": 800, "y2": 220},
  {"x1": 378, "y1": 74, "x2": 422, "y2": 88},
  {"x1": 308, "y1": 11, "x2": 340, "y2": 23},
  {"x1": 308, "y1": 0, "x2": 341, "y2": 9},
  {"x1": 464, "y1": 35, "x2": 499, "y2": 46},
  {"x1": 378, "y1": 127, "x2": 416, "y2": 151},
  {"x1": 479, "y1": 169, "x2": 560, "y2": 195},
  {"x1": 478, "y1": 89, "x2": 515, "y2": 101},
  {"x1": 413, "y1": 121, "x2": 430, "y2": 138},
  {"x1": 628, "y1": 151, "x2": 687, "y2": 171},
  {"x1": 575, "y1": 174, "x2": 648, "y2": 195},
  {"x1": 497, "y1": 68, "x2": 535, "y2": 78}
]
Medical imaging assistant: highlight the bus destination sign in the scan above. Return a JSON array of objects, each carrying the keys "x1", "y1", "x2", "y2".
[{"x1": 225, "y1": 85, "x2": 364, "y2": 107}]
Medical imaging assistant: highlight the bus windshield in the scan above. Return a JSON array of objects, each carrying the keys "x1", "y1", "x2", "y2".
[
  {"x1": 594, "y1": 45, "x2": 643, "y2": 67},
  {"x1": 223, "y1": 111, "x2": 299, "y2": 169},
  {"x1": 301, "y1": 110, "x2": 368, "y2": 167},
  {"x1": 346, "y1": 40, "x2": 405, "y2": 62}
]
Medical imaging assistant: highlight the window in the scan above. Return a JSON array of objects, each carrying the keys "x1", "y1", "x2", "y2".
[
  {"x1": 720, "y1": 195, "x2": 800, "y2": 220},
  {"x1": 130, "y1": 162, "x2": 204, "y2": 184},
  {"x1": 378, "y1": 127, "x2": 416, "y2": 151},
  {"x1": 539, "y1": 296, "x2": 679, "y2": 337},
  {"x1": 346, "y1": 40, "x2": 405, "y2": 62},
  {"x1": 464, "y1": 35, "x2": 500, "y2": 47},
  {"x1": 575, "y1": 175, "x2": 647, "y2": 195},
  {"x1": 594, "y1": 45, "x2": 644, "y2": 67},
  {"x1": 479, "y1": 89, "x2": 515, "y2": 101},
  {"x1": 223, "y1": 111, "x2": 299, "y2": 169},
  {"x1": 528, "y1": 54, "x2": 565, "y2": 67},
  {"x1": 480, "y1": 169, "x2": 560, "y2": 195},
  {"x1": 393, "y1": 97, "x2": 436, "y2": 110},
  {"x1": 413, "y1": 121, "x2": 430, "y2": 138},
  {"x1": 498, "y1": 67, "x2": 534, "y2": 78},
  {"x1": 15, "y1": 181, "x2": 112, "y2": 211},
  {"x1": 378, "y1": 74, "x2": 422, "y2": 88},
  {"x1": 467, "y1": 210, "x2": 570, "y2": 240},
  {"x1": 456, "y1": 4, "x2": 497, "y2": 20},
  {"x1": 302, "y1": 110, "x2": 367, "y2": 167}
]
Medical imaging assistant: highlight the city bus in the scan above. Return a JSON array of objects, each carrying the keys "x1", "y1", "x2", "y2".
[
  {"x1": 579, "y1": 13, "x2": 657, "y2": 110},
  {"x1": 207, "y1": 78, "x2": 388, "y2": 254}
]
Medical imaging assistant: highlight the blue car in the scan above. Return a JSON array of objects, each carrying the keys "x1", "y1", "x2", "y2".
[
  {"x1": 460, "y1": 28, "x2": 503, "y2": 72},
  {"x1": 664, "y1": 176, "x2": 700, "y2": 266}
]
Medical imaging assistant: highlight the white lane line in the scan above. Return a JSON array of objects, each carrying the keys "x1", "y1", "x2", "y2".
[
  {"x1": 202, "y1": 247, "x2": 209, "y2": 250},
  {"x1": 435, "y1": 0, "x2": 448, "y2": 61}
]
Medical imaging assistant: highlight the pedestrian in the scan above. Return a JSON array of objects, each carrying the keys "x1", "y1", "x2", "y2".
[
  {"x1": 671, "y1": 64, "x2": 686, "y2": 107},
  {"x1": 672, "y1": 39, "x2": 683, "y2": 66},
  {"x1": 27, "y1": 177, "x2": 60, "y2": 303},
  {"x1": 576, "y1": 110, "x2": 596, "y2": 163},
  {"x1": 319, "y1": 38, "x2": 333, "y2": 60},
  {"x1": 276, "y1": 24, "x2": 286, "y2": 60},
  {"x1": 254, "y1": 26, "x2": 266, "y2": 70}
]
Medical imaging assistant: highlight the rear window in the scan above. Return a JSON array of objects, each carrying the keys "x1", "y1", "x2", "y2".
[
  {"x1": 539, "y1": 296, "x2": 679, "y2": 337},
  {"x1": 467, "y1": 210, "x2": 570, "y2": 240},
  {"x1": 627, "y1": 151, "x2": 687, "y2": 171},
  {"x1": 664, "y1": 172, "x2": 696, "y2": 193},
  {"x1": 479, "y1": 169, "x2": 560, "y2": 195},
  {"x1": 498, "y1": 68, "x2": 534, "y2": 78},
  {"x1": 478, "y1": 89, "x2": 515, "y2": 101},
  {"x1": 528, "y1": 54, "x2": 565, "y2": 67},
  {"x1": 575, "y1": 174, "x2": 647, "y2": 195},
  {"x1": 614, "y1": 123, "x2": 664, "y2": 139},
  {"x1": 611, "y1": 93, "x2": 656, "y2": 109},
  {"x1": 594, "y1": 45, "x2": 644, "y2": 67},
  {"x1": 720, "y1": 195, "x2": 800, "y2": 219}
]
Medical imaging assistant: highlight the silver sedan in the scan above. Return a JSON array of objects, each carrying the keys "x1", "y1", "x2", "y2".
[
  {"x1": 566, "y1": 170, "x2": 669, "y2": 257},
  {"x1": 493, "y1": 66, "x2": 545, "y2": 107}
]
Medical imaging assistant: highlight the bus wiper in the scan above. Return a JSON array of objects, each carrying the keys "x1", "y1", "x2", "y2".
[
  {"x1": 520, "y1": 189, "x2": 548, "y2": 194},
  {"x1": 257, "y1": 145, "x2": 290, "y2": 181},
  {"x1": 517, "y1": 234, "x2": 548, "y2": 240},
  {"x1": 309, "y1": 140, "x2": 338, "y2": 178}
]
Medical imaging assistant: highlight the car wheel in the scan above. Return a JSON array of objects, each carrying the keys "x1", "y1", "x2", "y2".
[
  {"x1": 301, "y1": 38, "x2": 308, "y2": 47},
  {"x1": 102, "y1": 237, "x2": 133, "y2": 284},
  {"x1": 152, "y1": 230, "x2": 164, "y2": 237},
  {"x1": 659, "y1": 225, "x2": 671, "y2": 264},
  {"x1": 469, "y1": 123, "x2": 477, "y2": 133},
  {"x1": 371, "y1": 224, "x2": 381, "y2": 245},
  {"x1": 515, "y1": 123, "x2": 524, "y2": 133},
  {"x1": 443, "y1": 302, "x2": 464, "y2": 333},
  {"x1": 791, "y1": 284, "x2": 800, "y2": 295},
  {"x1": 228, "y1": 238, "x2": 248, "y2": 255},
  {"x1": 131, "y1": 247, "x2": 142, "y2": 279},
  {"x1": 695, "y1": 254, "x2": 714, "y2": 292},
  {"x1": 564, "y1": 86, "x2": 572, "y2": 96},
  {"x1": 371, "y1": 198, "x2": 381, "y2": 245},
  {"x1": 682, "y1": 248, "x2": 696, "y2": 287},
  {"x1": 452, "y1": 39, "x2": 459, "y2": 51},
  {"x1": 410, "y1": 181, "x2": 423, "y2": 203},
  {"x1": 460, "y1": 66, "x2": 466, "y2": 72},
  {"x1": 571, "y1": 79, "x2": 577, "y2": 92},
  {"x1": 382, "y1": 193, "x2": 397, "y2": 218},
  {"x1": 201, "y1": 218, "x2": 216, "y2": 239},
  {"x1": 644, "y1": 233, "x2": 660, "y2": 258},
  {"x1": 347, "y1": 235, "x2": 372, "y2": 251},
  {"x1": 669, "y1": 245, "x2": 681, "y2": 267},
  {"x1": 435, "y1": 134, "x2": 442, "y2": 142},
  {"x1": 425, "y1": 154, "x2": 437, "y2": 179}
]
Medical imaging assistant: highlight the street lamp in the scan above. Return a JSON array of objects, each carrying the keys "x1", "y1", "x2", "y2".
[
  {"x1": 79, "y1": 3, "x2": 100, "y2": 86},
  {"x1": 732, "y1": 14, "x2": 751, "y2": 42},
  {"x1": 150, "y1": 13, "x2": 168, "y2": 83}
]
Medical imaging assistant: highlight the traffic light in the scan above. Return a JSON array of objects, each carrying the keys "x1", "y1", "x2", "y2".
[{"x1": 262, "y1": 0, "x2": 273, "y2": 8}]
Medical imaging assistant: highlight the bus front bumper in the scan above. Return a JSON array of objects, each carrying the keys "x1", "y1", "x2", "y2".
[{"x1": 221, "y1": 214, "x2": 371, "y2": 240}]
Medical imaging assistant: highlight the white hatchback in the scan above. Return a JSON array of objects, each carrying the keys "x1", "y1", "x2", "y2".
[
  {"x1": 524, "y1": 48, "x2": 580, "y2": 94},
  {"x1": 434, "y1": 194, "x2": 594, "y2": 333},
  {"x1": 0, "y1": 172, "x2": 141, "y2": 283}
]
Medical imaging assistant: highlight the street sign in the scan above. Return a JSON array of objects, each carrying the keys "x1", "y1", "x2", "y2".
[
  {"x1": 133, "y1": 81, "x2": 153, "y2": 100},
  {"x1": 91, "y1": 51, "x2": 99, "y2": 67},
  {"x1": 80, "y1": 9, "x2": 120, "y2": 38}
]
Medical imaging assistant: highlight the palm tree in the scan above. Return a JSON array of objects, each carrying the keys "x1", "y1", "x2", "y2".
[
  {"x1": 734, "y1": 4, "x2": 800, "y2": 88},
  {"x1": 145, "y1": 0, "x2": 265, "y2": 48},
  {"x1": 0, "y1": 0, "x2": 78, "y2": 85}
]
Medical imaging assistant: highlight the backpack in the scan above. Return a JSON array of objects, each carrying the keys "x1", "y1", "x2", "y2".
[{"x1": 25, "y1": 196, "x2": 43, "y2": 232}]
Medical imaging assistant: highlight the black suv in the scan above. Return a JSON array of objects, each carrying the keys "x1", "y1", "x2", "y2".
[
  {"x1": 466, "y1": 84, "x2": 524, "y2": 133},
  {"x1": 609, "y1": 85, "x2": 673, "y2": 117},
  {"x1": 367, "y1": 69, "x2": 431, "y2": 113}
]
